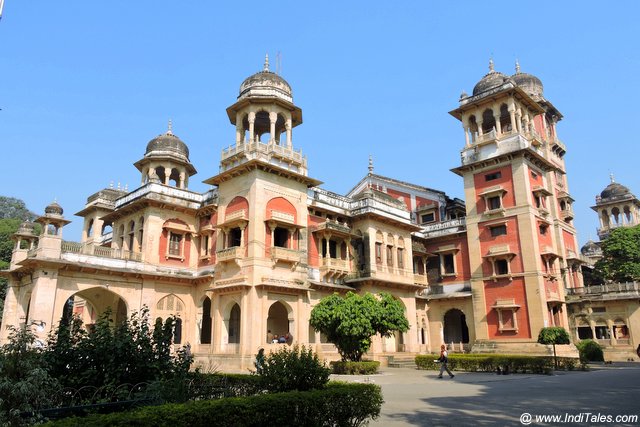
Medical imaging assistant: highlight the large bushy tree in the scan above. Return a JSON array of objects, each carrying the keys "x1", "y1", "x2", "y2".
[
  {"x1": 309, "y1": 292, "x2": 409, "y2": 362},
  {"x1": 593, "y1": 225, "x2": 640, "y2": 283}
]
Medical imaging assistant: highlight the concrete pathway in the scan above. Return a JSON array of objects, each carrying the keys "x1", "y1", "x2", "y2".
[{"x1": 331, "y1": 363, "x2": 640, "y2": 426}]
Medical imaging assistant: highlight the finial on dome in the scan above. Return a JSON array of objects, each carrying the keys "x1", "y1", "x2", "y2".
[
  {"x1": 368, "y1": 155, "x2": 374, "y2": 175},
  {"x1": 489, "y1": 58, "x2": 495, "y2": 72},
  {"x1": 610, "y1": 173, "x2": 615, "y2": 183},
  {"x1": 264, "y1": 53, "x2": 270, "y2": 72},
  {"x1": 515, "y1": 59, "x2": 521, "y2": 74},
  {"x1": 167, "y1": 119, "x2": 173, "y2": 135}
]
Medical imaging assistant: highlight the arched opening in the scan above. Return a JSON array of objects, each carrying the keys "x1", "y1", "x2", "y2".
[
  {"x1": 276, "y1": 113, "x2": 287, "y2": 145},
  {"x1": 623, "y1": 206, "x2": 632, "y2": 224},
  {"x1": 482, "y1": 108, "x2": 496, "y2": 134},
  {"x1": 118, "y1": 224, "x2": 125, "y2": 249},
  {"x1": 601, "y1": 210, "x2": 610, "y2": 227},
  {"x1": 200, "y1": 297, "x2": 212, "y2": 344},
  {"x1": 443, "y1": 308, "x2": 469, "y2": 345},
  {"x1": 60, "y1": 288, "x2": 128, "y2": 330},
  {"x1": 468, "y1": 115, "x2": 478, "y2": 142},
  {"x1": 156, "y1": 293, "x2": 186, "y2": 344},
  {"x1": 255, "y1": 111, "x2": 271, "y2": 143},
  {"x1": 267, "y1": 301, "x2": 290, "y2": 341},
  {"x1": 612, "y1": 207, "x2": 620, "y2": 225},
  {"x1": 499, "y1": 104, "x2": 511, "y2": 133},
  {"x1": 127, "y1": 220, "x2": 135, "y2": 251},
  {"x1": 101, "y1": 223, "x2": 113, "y2": 237},
  {"x1": 87, "y1": 219, "x2": 94, "y2": 238},
  {"x1": 228, "y1": 304, "x2": 241, "y2": 344},
  {"x1": 156, "y1": 166, "x2": 167, "y2": 184},
  {"x1": 137, "y1": 217, "x2": 144, "y2": 252},
  {"x1": 168, "y1": 168, "x2": 180, "y2": 187}
]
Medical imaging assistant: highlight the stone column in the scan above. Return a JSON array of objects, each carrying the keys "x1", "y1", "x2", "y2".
[
  {"x1": 269, "y1": 111, "x2": 277, "y2": 144},
  {"x1": 493, "y1": 107, "x2": 502, "y2": 136},
  {"x1": 463, "y1": 125, "x2": 470, "y2": 146},
  {"x1": 248, "y1": 112, "x2": 256, "y2": 143},
  {"x1": 179, "y1": 172, "x2": 186, "y2": 189},
  {"x1": 286, "y1": 119, "x2": 292, "y2": 148},
  {"x1": 516, "y1": 108, "x2": 522, "y2": 132},
  {"x1": 235, "y1": 112, "x2": 243, "y2": 143}
]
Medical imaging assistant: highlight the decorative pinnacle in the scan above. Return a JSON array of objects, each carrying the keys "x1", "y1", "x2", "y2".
[
  {"x1": 167, "y1": 119, "x2": 173, "y2": 135},
  {"x1": 515, "y1": 59, "x2": 521, "y2": 74},
  {"x1": 610, "y1": 173, "x2": 615, "y2": 183},
  {"x1": 368, "y1": 155, "x2": 374, "y2": 174},
  {"x1": 489, "y1": 58, "x2": 495, "y2": 72},
  {"x1": 264, "y1": 53, "x2": 270, "y2": 72}
]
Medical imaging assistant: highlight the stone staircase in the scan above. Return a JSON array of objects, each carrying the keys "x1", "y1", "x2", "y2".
[{"x1": 386, "y1": 353, "x2": 419, "y2": 369}]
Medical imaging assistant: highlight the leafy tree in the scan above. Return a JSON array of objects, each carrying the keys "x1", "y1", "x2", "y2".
[
  {"x1": 0, "y1": 326, "x2": 59, "y2": 426},
  {"x1": 593, "y1": 225, "x2": 640, "y2": 283},
  {"x1": 310, "y1": 291, "x2": 409, "y2": 362},
  {"x1": 576, "y1": 339, "x2": 604, "y2": 363},
  {"x1": 0, "y1": 196, "x2": 36, "y2": 221},
  {"x1": 537, "y1": 326, "x2": 570, "y2": 369}
]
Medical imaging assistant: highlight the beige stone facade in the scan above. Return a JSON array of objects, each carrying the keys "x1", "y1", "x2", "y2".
[{"x1": 3, "y1": 58, "x2": 612, "y2": 370}]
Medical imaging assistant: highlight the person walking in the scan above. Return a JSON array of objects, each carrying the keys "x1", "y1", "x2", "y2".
[{"x1": 437, "y1": 344, "x2": 454, "y2": 379}]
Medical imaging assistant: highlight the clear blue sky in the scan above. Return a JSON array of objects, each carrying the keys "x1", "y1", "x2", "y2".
[{"x1": 1, "y1": 2, "x2": 638, "y2": 246}]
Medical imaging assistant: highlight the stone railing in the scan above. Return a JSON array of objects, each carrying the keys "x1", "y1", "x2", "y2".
[
  {"x1": 270, "y1": 210, "x2": 295, "y2": 224},
  {"x1": 220, "y1": 141, "x2": 307, "y2": 171},
  {"x1": 216, "y1": 246, "x2": 244, "y2": 262},
  {"x1": 320, "y1": 258, "x2": 350, "y2": 271},
  {"x1": 115, "y1": 182, "x2": 203, "y2": 208},
  {"x1": 271, "y1": 247, "x2": 300, "y2": 263},
  {"x1": 413, "y1": 274, "x2": 428, "y2": 285},
  {"x1": 60, "y1": 241, "x2": 142, "y2": 262},
  {"x1": 225, "y1": 209, "x2": 247, "y2": 222},
  {"x1": 314, "y1": 220, "x2": 351, "y2": 235},
  {"x1": 421, "y1": 218, "x2": 466, "y2": 238},
  {"x1": 565, "y1": 282, "x2": 640, "y2": 296}
]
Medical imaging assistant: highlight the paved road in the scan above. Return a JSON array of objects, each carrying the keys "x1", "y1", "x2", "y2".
[{"x1": 332, "y1": 364, "x2": 640, "y2": 427}]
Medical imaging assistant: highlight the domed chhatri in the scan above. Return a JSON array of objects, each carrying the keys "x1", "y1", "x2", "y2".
[
  {"x1": 44, "y1": 201, "x2": 64, "y2": 216},
  {"x1": 145, "y1": 120, "x2": 190, "y2": 162},
  {"x1": 580, "y1": 239, "x2": 600, "y2": 255},
  {"x1": 238, "y1": 54, "x2": 293, "y2": 103},
  {"x1": 16, "y1": 221, "x2": 37, "y2": 236},
  {"x1": 600, "y1": 175, "x2": 631, "y2": 200},
  {"x1": 511, "y1": 60, "x2": 544, "y2": 100},
  {"x1": 472, "y1": 59, "x2": 510, "y2": 96}
]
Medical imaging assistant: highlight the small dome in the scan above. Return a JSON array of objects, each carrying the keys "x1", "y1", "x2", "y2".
[
  {"x1": 45, "y1": 201, "x2": 63, "y2": 216},
  {"x1": 238, "y1": 55, "x2": 293, "y2": 103},
  {"x1": 472, "y1": 60, "x2": 510, "y2": 96},
  {"x1": 511, "y1": 62, "x2": 543, "y2": 99},
  {"x1": 600, "y1": 182, "x2": 631, "y2": 200},
  {"x1": 145, "y1": 131, "x2": 190, "y2": 161},
  {"x1": 581, "y1": 240, "x2": 600, "y2": 256},
  {"x1": 17, "y1": 221, "x2": 36, "y2": 235}
]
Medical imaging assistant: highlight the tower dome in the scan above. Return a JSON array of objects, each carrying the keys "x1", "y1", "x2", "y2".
[
  {"x1": 238, "y1": 55, "x2": 293, "y2": 103},
  {"x1": 145, "y1": 125, "x2": 190, "y2": 162},
  {"x1": 581, "y1": 239, "x2": 600, "y2": 256},
  {"x1": 44, "y1": 201, "x2": 64, "y2": 216},
  {"x1": 16, "y1": 221, "x2": 36, "y2": 236},
  {"x1": 472, "y1": 60, "x2": 510, "y2": 96},
  {"x1": 511, "y1": 61, "x2": 544, "y2": 100},
  {"x1": 600, "y1": 182, "x2": 631, "y2": 200}
]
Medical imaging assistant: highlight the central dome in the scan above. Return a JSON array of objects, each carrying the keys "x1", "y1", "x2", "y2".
[
  {"x1": 511, "y1": 62, "x2": 544, "y2": 100},
  {"x1": 600, "y1": 181, "x2": 631, "y2": 200},
  {"x1": 238, "y1": 55, "x2": 293, "y2": 103}
]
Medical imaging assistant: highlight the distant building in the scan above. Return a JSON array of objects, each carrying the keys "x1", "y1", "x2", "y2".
[
  {"x1": 3, "y1": 58, "x2": 596, "y2": 369},
  {"x1": 568, "y1": 179, "x2": 640, "y2": 360}
]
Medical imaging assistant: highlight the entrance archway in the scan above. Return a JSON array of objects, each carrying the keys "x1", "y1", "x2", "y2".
[
  {"x1": 443, "y1": 309, "x2": 469, "y2": 344},
  {"x1": 200, "y1": 297, "x2": 212, "y2": 344},
  {"x1": 267, "y1": 301, "x2": 290, "y2": 341},
  {"x1": 60, "y1": 287, "x2": 128, "y2": 329}
]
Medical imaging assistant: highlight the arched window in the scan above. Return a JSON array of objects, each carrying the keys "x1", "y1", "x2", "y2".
[{"x1": 482, "y1": 108, "x2": 496, "y2": 134}]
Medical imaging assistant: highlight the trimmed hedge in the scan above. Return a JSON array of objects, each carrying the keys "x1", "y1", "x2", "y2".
[
  {"x1": 415, "y1": 354, "x2": 578, "y2": 373},
  {"x1": 46, "y1": 382, "x2": 383, "y2": 427},
  {"x1": 330, "y1": 361, "x2": 380, "y2": 375}
]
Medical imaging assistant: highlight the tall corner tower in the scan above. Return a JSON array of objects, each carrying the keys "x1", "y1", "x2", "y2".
[{"x1": 450, "y1": 60, "x2": 582, "y2": 352}]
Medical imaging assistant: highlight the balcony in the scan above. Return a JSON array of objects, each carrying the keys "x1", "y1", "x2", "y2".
[
  {"x1": 565, "y1": 282, "x2": 640, "y2": 301},
  {"x1": 61, "y1": 241, "x2": 142, "y2": 262},
  {"x1": 413, "y1": 274, "x2": 428, "y2": 286},
  {"x1": 560, "y1": 208, "x2": 574, "y2": 221},
  {"x1": 216, "y1": 246, "x2": 244, "y2": 262},
  {"x1": 420, "y1": 218, "x2": 466, "y2": 239},
  {"x1": 271, "y1": 247, "x2": 301, "y2": 264},
  {"x1": 220, "y1": 141, "x2": 308, "y2": 175},
  {"x1": 313, "y1": 219, "x2": 352, "y2": 236}
]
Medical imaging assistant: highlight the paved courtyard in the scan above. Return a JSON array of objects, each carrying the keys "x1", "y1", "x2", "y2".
[{"x1": 332, "y1": 363, "x2": 640, "y2": 427}]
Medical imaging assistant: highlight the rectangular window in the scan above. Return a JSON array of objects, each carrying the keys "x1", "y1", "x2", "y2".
[
  {"x1": 490, "y1": 225, "x2": 507, "y2": 237},
  {"x1": 202, "y1": 235, "x2": 210, "y2": 256},
  {"x1": 375, "y1": 242, "x2": 382, "y2": 264},
  {"x1": 539, "y1": 224, "x2": 548, "y2": 235},
  {"x1": 487, "y1": 196, "x2": 502, "y2": 210},
  {"x1": 386, "y1": 245, "x2": 393, "y2": 267},
  {"x1": 442, "y1": 253, "x2": 455, "y2": 275},
  {"x1": 485, "y1": 171, "x2": 502, "y2": 181},
  {"x1": 494, "y1": 259, "x2": 509, "y2": 275},
  {"x1": 169, "y1": 233, "x2": 182, "y2": 256},
  {"x1": 397, "y1": 248, "x2": 404, "y2": 269},
  {"x1": 421, "y1": 212, "x2": 435, "y2": 223}
]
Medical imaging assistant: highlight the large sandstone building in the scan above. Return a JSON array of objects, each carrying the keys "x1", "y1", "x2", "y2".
[{"x1": 6, "y1": 57, "x2": 634, "y2": 369}]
